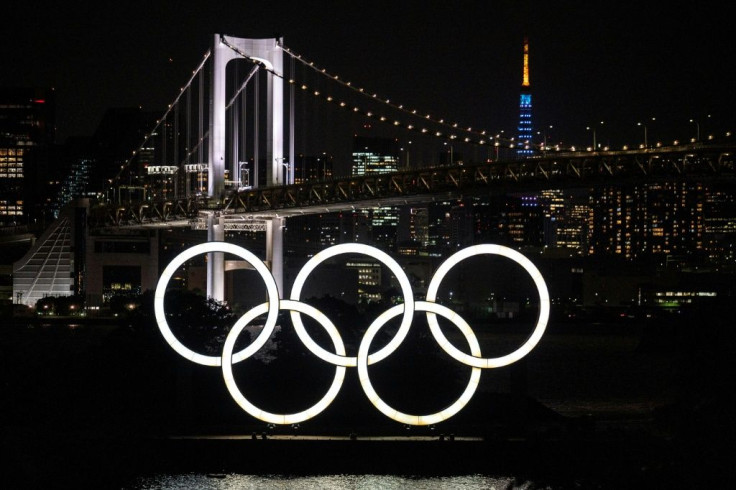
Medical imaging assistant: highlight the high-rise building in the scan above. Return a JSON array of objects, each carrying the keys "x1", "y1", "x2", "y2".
[
  {"x1": 588, "y1": 183, "x2": 706, "y2": 260},
  {"x1": 397, "y1": 206, "x2": 429, "y2": 255},
  {"x1": 557, "y1": 200, "x2": 593, "y2": 254},
  {"x1": 0, "y1": 87, "x2": 56, "y2": 228},
  {"x1": 51, "y1": 137, "x2": 94, "y2": 219},
  {"x1": 292, "y1": 153, "x2": 333, "y2": 183},
  {"x1": 703, "y1": 184, "x2": 736, "y2": 264},
  {"x1": 516, "y1": 37, "x2": 533, "y2": 158},
  {"x1": 369, "y1": 206, "x2": 400, "y2": 251},
  {"x1": 351, "y1": 136, "x2": 401, "y2": 250},
  {"x1": 645, "y1": 182, "x2": 705, "y2": 255},
  {"x1": 345, "y1": 259, "x2": 382, "y2": 303},
  {"x1": 589, "y1": 186, "x2": 643, "y2": 258},
  {"x1": 426, "y1": 200, "x2": 453, "y2": 256},
  {"x1": 351, "y1": 136, "x2": 399, "y2": 176},
  {"x1": 539, "y1": 189, "x2": 565, "y2": 247}
]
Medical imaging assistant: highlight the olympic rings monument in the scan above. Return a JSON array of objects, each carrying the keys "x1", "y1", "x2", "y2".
[{"x1": 154, "y1": 241, "x2": 550, "y2": 427}]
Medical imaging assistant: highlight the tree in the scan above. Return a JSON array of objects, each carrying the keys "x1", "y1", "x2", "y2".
[{"x1": 128, "y1": 289, "x2": 247, "y2": 356}]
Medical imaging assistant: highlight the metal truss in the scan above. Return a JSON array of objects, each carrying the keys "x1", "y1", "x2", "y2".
[
  {"x1": 222, "y1": 143, "x2": 734, "y2": 215},
  {"x1": 89, "y1": 142, "x2": 734, "y2": 230}
]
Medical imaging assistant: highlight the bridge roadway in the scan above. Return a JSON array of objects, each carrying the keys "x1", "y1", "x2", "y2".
[{"x1": 89, "y1": 141, "x2": 735, "y2": 231}]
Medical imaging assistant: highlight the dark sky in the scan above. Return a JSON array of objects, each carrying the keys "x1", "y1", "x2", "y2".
[{"x1": 4, "y1": 0, "x2": 735, "y2": 148}]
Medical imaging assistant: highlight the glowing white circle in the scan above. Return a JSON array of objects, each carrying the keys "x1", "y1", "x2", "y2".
[
  {"x1": 221, "y1": 300, "x2": 347, "y2": 425},
  {"x1": 153, "y1": 242, "x2": 551, "y2": 425},
  {"x1": 425, "y1": 244, "x2": 550, "y2": 368},
  {"x1": 289, "y1": 243, "x2": 415, "y2": 367},
  {"x1": 154, "y1": 242, "x2": 280, "y2": 366},
  {"x1": 357, "y1": 301, "x2": 482, "y2": 426}
]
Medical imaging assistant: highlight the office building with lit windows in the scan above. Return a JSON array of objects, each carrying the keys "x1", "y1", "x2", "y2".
[
  {"x1": 588, "y1": 183, "x2": 706, "y2": 260},
  {"x1": 292, "y1": 153, "x2": 333, "y2": 183},
  {"x1": 703, "y1": 184, "x2": 736, "y2": 264},
  {"x1": 346, "y1": 259, "x2": 382, "y2": 303},
  {"x1": 500, "y1": 194, "x2": 543, "y2": 248},
  {"x1": 0, "y1": 87, "x2": 55, "y2": 228},
  {"x1": 557, "y1": 201, "x2": 593, "y2": 253},
  {"x1": 351, "y1": 136, "x2": 401, "y2": 251},
  {"x1": 351, "y1": 136, "x2": 399, "y2": 176}
]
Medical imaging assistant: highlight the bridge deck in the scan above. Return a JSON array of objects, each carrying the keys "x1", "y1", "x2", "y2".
[{"x1": 90, "y1": 142, "x2": 735, "y2": 229}]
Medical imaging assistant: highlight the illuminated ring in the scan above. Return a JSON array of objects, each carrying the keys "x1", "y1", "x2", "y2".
[
  {"x1": 357, "y1": 301, "x2": 482, "y2": 426},
  {"x1": 289, "y1": 243, "x2": 415, "y2": 367},
  {"x1": 425, "y1": 244, "x2": 550, "y2": 368},
  {"x1": 222, "y1": 300, "x2": 347, "y2": 425},
  {"x1": 154, "y1": 242, "x2": 280, "y2": 367}
]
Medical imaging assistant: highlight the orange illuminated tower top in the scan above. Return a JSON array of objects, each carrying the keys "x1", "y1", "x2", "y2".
[{"x1": 522, "y1": 36, "x2": 530, "y2": 87}]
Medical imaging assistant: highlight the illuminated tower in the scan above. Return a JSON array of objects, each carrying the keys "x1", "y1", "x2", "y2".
[{"x1": 516, "y1": 37, "x2": 533, "y2": 157}]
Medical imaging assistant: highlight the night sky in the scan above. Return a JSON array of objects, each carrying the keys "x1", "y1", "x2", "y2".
[{"x1": 4, "y1": 0, "x2": 735, "y2": 148}]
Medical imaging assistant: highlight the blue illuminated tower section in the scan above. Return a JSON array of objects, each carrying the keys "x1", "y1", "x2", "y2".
[{"x1": 517, "y1": 36, "x2": 533, "y2": 157}]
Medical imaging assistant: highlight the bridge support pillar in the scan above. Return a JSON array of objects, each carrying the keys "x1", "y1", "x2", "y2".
[
  {"x1": 266, "y1": 217, "x2": 284, "y2": 298},
  {"x1": 209, "y1": 34, "x2": 285, "y2": 199},
  {"x1": 206, "y1": 213, "x2": 225, "y2": 302}
]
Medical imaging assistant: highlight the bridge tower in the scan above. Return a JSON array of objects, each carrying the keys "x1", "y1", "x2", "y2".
[{"x1": 207, "y1": 34, "x2": 290, "y2": 301}]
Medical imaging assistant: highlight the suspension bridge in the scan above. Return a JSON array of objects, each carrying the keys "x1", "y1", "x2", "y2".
[
  {"x1": 13, "y1": 34, "x2": 736, "y2": 307},
  {"x1": 93, "y1": 34, "x2": 735, "y2": 224}
]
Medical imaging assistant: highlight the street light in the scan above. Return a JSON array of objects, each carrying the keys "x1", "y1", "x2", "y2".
[
  {"x1": 494, "y1": 130, "x2": 505, "y2": 160},
  {"x1": 689, "y1": 114, "x2": 711, "y2": 142},
  {"x1": 276, "y1": 157, "x2": 290, "y2": 184},
  {"x1": 536, "y1": 125, "x2": 553, "y2": 152},
  {"x1": 281, "y1": 160, "x2": 291, "y2": 184},
  {"x1": 238, "y1": 162, "x2": 250, "y2": 190},
  {"x1": 443, "y1": 141, "x2": 454, "y2": 165},
  {"x1": 586, "y1": 121, "x2": 604, "y2": 150},
  {"x1": 637, "y1": 117, "x2": 656, "y2": 148}
]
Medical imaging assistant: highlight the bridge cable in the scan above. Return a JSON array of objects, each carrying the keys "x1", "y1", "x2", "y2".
[
  {"x1": 289, "y1": 54, "x2": 295, "y2": 185},
  {"x1": 278, "y1": 45, "x2": 524, "y2": 153},
  {"x1": 220, "y1": 35, "x2": 284, "y2": 79},
  {"x1": 226, "y1": 65, "x2": 259, "y2": 110},
  {"x1": 253, "y1": 70, "x2": 260, "y2": 187},
  {"x1": 186, "y1": 78, "x2": 192, "y2": 197},
  {"x1": 113, "y1": 49, "x2": 212, "y2": 184},
  {"x1": 277, "y1": 43, "x2": 521, "y2": 149}
]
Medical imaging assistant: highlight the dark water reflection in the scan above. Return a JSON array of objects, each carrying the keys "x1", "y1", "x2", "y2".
[{"x1": 1, "y1": 305, "x2": 734, "y2": 488}]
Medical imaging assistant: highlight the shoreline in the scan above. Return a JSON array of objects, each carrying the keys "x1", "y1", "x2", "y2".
[{"x1": 0, "y1": 418, "x2": 712, "y2": 490}]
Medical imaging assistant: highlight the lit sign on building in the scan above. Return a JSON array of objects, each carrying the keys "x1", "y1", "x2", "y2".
[{"x1": 146, "y1": 166, "x2": 179, "y2": 175}]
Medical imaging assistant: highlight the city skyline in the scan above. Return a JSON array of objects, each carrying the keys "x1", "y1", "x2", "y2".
[
  {"x1": 3, "y1": 1, "x2": 735, "y2": 147},
  {"x1": 3, "y1": 4, "x2": 736, "y2": 308}
]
